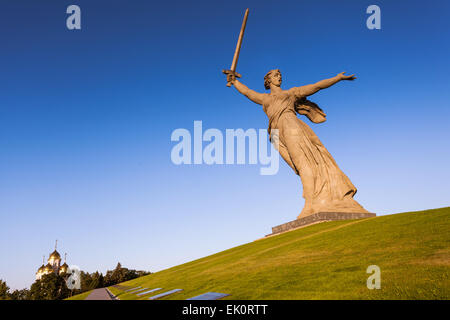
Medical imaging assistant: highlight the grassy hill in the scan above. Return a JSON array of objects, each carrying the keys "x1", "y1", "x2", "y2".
[
  {"x1": 66, "y1": 290, "x2": 93, "y2": 300},
  {"x1": 100, "y1": 208, "x2": 449, "y2": 299}
]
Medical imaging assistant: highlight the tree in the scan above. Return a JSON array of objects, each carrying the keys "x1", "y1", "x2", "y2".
[
  {"x1": 0, "y1": 279, "x2": 30, "y2": 300},
  {"x1": 80, "y1": 271, "x2": 93, "y2": 291},
  {"x1": 9, "y1": 289, "x2": 29, "y2": 300},
  {"x1": 103, "y1": 262, "x2": 151, "y2": 286},
  {"x1": 0, "y1": 279, "x2": 10, "y2": 300},
  {"x1": 28, "y1": 273, "x2": 70, "y2": 300},
  {"x1": 98, "y1": 274, "x2": 104, "y2": 288},
  {"x1": 90, "y1": 271, "x2": 103, "y2": 289}
]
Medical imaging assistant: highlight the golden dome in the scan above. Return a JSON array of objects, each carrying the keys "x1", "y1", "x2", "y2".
[
  {"x1": 44, "y1": 263, "x2": 53, "y2": 273},
  {"x1": 59, "y1": 263, "x2": 69, "y2": 273},
  {"x1": 49, "y1": 250, "x2": 61, "y2": 260},
  {"x1": 36, "y1": 265, "x2": 45, "y2": 274}
]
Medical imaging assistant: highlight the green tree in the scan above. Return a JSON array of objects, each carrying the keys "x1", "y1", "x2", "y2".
[
  {"x1": 98, "y1": 273, "x2": 104, "y2": 288},
  {"x1": 90, "y1": 271, "x2": 103, "y2": 289},
  {"x1": 9, "y1": 288, "x2": 29, "y2": 300},
  {"x1": 0, "y1": 279, "x2": 10, "y2": 300},
  {"x1": 28, "y1": 273, "x2": 70, "y2": 300},
  {"x1": 80, "y1": 271, "x2": 93, "y2": 291},
  {"x1": 102, "y1": 263, "x2": 151, "y2": 287}
]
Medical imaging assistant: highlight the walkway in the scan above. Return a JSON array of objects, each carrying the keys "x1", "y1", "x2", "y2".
[{"x1": 85, "y1": 288, "x2": 115, "y2": 300}]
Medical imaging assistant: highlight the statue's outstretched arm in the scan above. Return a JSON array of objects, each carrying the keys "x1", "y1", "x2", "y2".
[
  {"x1": 231, "y1": 79, "x2": 265, "y2": 105},
  {"x1": 296, "y1": 72, "x2": 356, "y2": 97}
]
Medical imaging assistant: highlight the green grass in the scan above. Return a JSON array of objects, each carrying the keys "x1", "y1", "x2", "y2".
[
  {"x1": 108, "y1": 208, "x2": 449, "y2": 299},
  {"x1": 109, "y1": 207, "x2": 450, "y2": 300},
  {"x1": 65, "y1": 290, "x2": 93, "y2": 300}
]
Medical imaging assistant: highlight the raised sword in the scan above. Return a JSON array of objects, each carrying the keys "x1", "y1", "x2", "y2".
[{"x1": 222, "y1": 8, "x2": 249, "y2": 87}]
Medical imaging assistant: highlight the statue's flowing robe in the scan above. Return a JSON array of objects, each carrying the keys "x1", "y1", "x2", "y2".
[{"x1": 263, "y1": 87, "x2": 368, "y2": 218}]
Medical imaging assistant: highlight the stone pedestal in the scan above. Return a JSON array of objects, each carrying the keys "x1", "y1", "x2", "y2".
[{"x1": 266, "y1": 212, "x2": 376, "y2": 237}]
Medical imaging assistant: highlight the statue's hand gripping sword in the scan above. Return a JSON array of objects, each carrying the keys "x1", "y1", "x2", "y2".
[{"x1": 222, "y1": 8, "x2": 249, "y2": 87}]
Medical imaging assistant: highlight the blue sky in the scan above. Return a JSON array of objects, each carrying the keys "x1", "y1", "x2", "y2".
[{"x1": 1, "y1": 0, "x2": 449, "y2": 290}]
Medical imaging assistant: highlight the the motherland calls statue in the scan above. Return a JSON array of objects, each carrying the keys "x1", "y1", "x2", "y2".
[{"x1": 223, "y1": 9, "x2": 370, "y2": 220}]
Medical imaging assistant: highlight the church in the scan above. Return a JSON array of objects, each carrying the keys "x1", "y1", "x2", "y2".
[{"x1": 35, "y1": 241, "x2": 70, "y2": 280}]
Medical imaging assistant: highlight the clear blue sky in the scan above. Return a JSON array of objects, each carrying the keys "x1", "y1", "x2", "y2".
[{"x1": 1, "y1": 0, "x2": 449, "y2": 290}]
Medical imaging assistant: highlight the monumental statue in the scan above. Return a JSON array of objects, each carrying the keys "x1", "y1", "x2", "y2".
[{"x1": 223, "y1": 9, "x2": 372, "y2": 226}]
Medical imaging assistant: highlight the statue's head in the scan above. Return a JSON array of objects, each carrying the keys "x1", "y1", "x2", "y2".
[{"x1": 264, "y1": 69, "x2": 282, "y2": 90}]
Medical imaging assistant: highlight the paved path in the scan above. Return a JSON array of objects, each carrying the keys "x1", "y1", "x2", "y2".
[{"x1": 85, "y1": 288, "x2": 115, "y2": 300}]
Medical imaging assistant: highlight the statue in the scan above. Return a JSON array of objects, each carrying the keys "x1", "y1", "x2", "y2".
[{"x1": 223, "y1": 9, "x2": 369, "y2": 219}]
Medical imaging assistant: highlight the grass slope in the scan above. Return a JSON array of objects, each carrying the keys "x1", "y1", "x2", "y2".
[
  {"x1": 66, "y1": 290, "x2": 93, "y2": 300},
  {"x1": 106, "y1": 208, "x2": 449, "y2": 300}
]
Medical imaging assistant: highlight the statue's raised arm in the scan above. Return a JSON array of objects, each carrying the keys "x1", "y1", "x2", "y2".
[
  {"x1": 228, "y1": 74, "x2": 266, "y2": 105},
  {"x1": 291, "y1": 72, "x2": 356, "y2": 98}
]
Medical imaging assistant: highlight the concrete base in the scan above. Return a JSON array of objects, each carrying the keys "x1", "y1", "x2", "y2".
[{"x1": 266, "y1": 212, "x2": 376, "y2": 237}]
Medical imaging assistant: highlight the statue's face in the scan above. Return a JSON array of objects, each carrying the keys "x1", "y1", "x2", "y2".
[{"x1": 270, "y1": 71, "x2": 282, "y2": 87}]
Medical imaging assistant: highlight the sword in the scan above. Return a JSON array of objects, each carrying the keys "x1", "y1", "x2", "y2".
[{"x1": 222, "y1": 8, "x2": 249, "y2": 87}]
